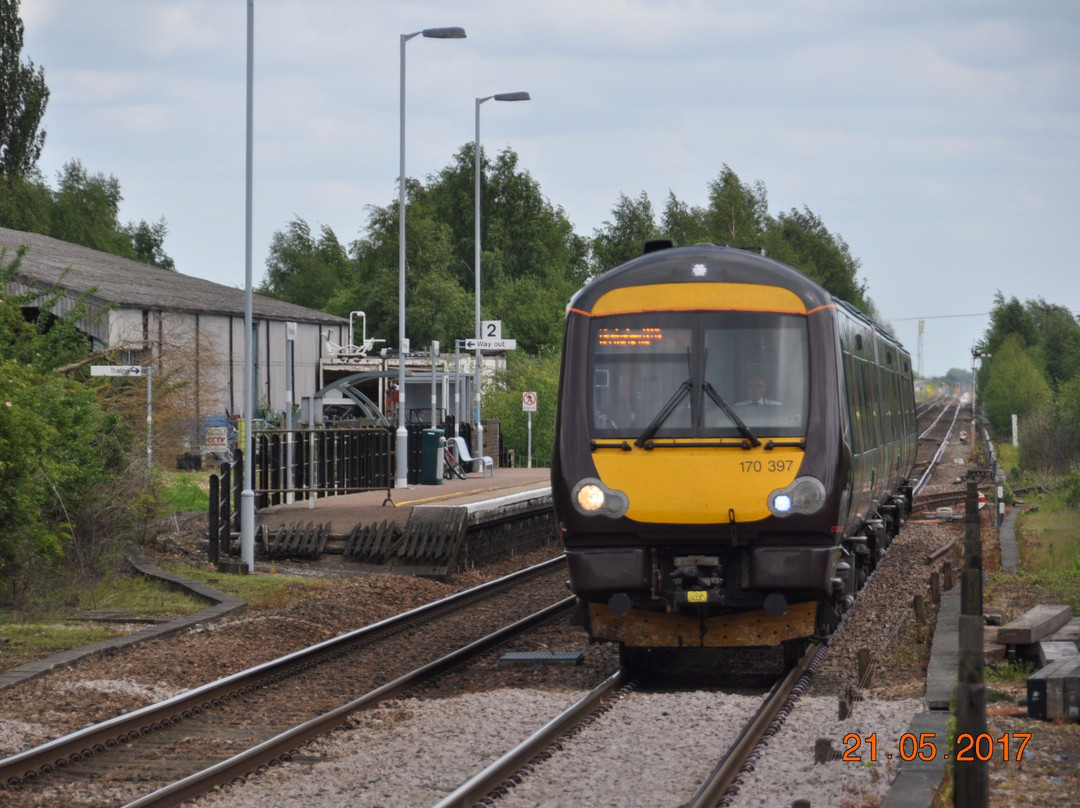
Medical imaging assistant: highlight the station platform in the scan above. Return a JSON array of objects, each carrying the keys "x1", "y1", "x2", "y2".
[
  {"x1": 253, "y1": 467, "x2": 556, "y2": 577},
  {"x1": 255, "y1": 466, "x2": 552, "y2": 533}
]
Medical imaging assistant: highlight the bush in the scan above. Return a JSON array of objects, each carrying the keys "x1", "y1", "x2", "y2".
[
  {"x1": 1, "y1": 247, "x2": 149, "y2": 608},
  {"x1": 1066, "y1": 468, "x2": 1080, "y2": 508}
]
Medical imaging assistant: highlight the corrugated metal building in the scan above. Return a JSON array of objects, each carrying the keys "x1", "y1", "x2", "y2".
[{"x1": 1, "y1": 227, "x2": 349, "y2": 428}]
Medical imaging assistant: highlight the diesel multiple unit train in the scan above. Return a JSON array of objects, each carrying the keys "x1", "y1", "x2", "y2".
[{"x1": 552, "y1": 241, "x2": 918, "y2": 663}]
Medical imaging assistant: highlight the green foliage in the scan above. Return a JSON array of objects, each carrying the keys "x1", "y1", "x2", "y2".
[
  {"x1": 977, "y1": 292, "x2": 1080, "y2": 472},
  {"x1": 0, "y1": 159, "x2": 176, "y2": 269},
  {"x1": 767, "y1": 207, "x2": 870, "y2": 311},
  {"x1": 980, "y1": 335, "x2": 1052, "y2": 433},
  {"x1": 2, "y1": 4, "x2": 174, "y2": 264},
  {"x1": 259, "y1": 217, "x2": 351, "y2": 310},
  {"x1": 484, "y1": 349, "x2": 561, "y2": 467},
  {"x1": 588, "y1": 165, "x2": 872, "y2": 312},
  {"x1": 0, "y1": 619, "x2": 128, "y2": 658},
  {"x1": 705, "y1": 165, "x2": 770, "y2": 248},
  {"x1": 273, "y1": 144, "x2": 585, "y2": 358},
  {"x1": 161, "y1": 562, "x2": 329, "y2": 609},
  {"x1": 122, "y1": 217, "x2": 175, "y2": 270},
  {"x1": 159, "y1": 472, "x2": 210, "y2": 513},
  {"x1": 1065, "y1": 468, "x2": 1080, "y2": 508},
  {"x1": 591, "y1": 191, "x2": 660, "y2": 271},
  {"x1": 0, "y1": 248, "x2": 141, "y2": 607},
  {"x1": 0, "y1": 0, "x2": 49, "y2": 179},
  {"x1": 984, "y1": 658, "x2": 1036, "y2": 685},
  {"x1": 0, "y1": 171, "x2": 51, "y2": 231}
]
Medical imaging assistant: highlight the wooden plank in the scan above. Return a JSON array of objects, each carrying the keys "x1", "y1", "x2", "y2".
[
  {"x1": 1049, "y1": 617, "x2": 1080, "y2": 648},
  {"x1": 1027, "y1": 656, "x2": 1080, "y2": 721},
  {"x1": 1039, "y1": 641, "x2": 1080, "y2": 666},
  {"x1": 998, "y1": 604, "x2": 1072, "y2": 645}
]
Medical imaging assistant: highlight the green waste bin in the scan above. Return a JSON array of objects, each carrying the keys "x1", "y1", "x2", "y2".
[{"x1": 420, "y1": 429, "x2": 445, "y2": 485}]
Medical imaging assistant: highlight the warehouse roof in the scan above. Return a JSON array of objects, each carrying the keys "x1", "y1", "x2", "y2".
[{"x1": 1, "y1": 226, "x2": 347, "y2": 325}]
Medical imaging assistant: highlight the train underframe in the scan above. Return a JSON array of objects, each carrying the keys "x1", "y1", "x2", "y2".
[{"x1": 567, "y1": 491, "x2": 912, "y2": 667}]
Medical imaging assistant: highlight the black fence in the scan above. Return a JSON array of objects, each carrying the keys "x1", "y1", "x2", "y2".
[{"x1": 208, "y1": 422, "x2": 476, "y2": 561}]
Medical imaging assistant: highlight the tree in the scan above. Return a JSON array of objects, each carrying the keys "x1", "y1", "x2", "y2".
[
  {"x1": 0, "y1": 169, "x2": 49, "y2": 233},
  {"x1": 49, "y1": 160, "x2": 133, "y2": 255},
  {"x1": 0, "y1": 0, "x2": 48, "y2": 179},
  {"x1": 590, "y1": 191, "x2": 659, "y2": 272},
  {"x1": 259, "y1": 218, "x2": 351, "y2": 310},
  {"x1": 661, "y1": 192, "x2": 708, "y2": 247},
  {"x1": 1, "y1": 247, "x2": 137, "y2": 606},
  {"x1": 979, "y1": 334, "x2": 1053, "y2": 436},
  {"x1": 1034, "y1": 300, "x2": 1080, "y2": 391},
  {"x1": 319, "y1": 145, "x2": 586, "y2": 356},
  {"x1": 767, "y1": 207, "x2": 870, "y2": 311},
  {"x1": 122, "y1": 217, "x2": 175, "y2": 270},
  {"x1": 703, "y1": 165, "x2": 769, "y2": 248},
  {"x1": 484, "y1": 348, "x2": 561, "y2": 467}
]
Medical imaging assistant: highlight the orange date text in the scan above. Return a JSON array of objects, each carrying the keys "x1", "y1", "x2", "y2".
[{"x1": 842, "y1": 732, "x2": 1031, "y2": 763}]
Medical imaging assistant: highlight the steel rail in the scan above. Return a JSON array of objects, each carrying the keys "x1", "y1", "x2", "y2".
[
  {"x1": 122, "y1": 597, "x2": 577, "y2": 808},
  {"x1": 431, "y1": 668, "x2": 635, "y2": 808},
  {"x1": 680, "y1": 643, "x2": 821, "y2": 808},
  {"x1": 0, "y1": 556, "x2": 566, "y2": 788}
]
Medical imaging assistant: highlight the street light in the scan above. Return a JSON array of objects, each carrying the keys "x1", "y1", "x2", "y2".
[
  {"x1": 396, "y1": 26, "x2": 466, "y2": 490},
  {"x1": 240, "y1": 0, "x2": 256, "y2": 572},
  {"x1": 474, "y1": 91, "x2": 530, "y2": 461}
]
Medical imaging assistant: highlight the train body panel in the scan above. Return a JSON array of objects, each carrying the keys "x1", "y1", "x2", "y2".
[{"x1": 552, "y1": 243, "x2": 916, "y2": 652}]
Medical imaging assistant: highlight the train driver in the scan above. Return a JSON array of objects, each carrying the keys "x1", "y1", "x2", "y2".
[{"x1": 736, "y1": 376, "x2": 783, "y2": 406}]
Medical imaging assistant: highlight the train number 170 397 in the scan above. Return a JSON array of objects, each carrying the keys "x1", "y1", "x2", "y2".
[{"x1": 739, "y1": 459, "x2": 794, "y2": 473}]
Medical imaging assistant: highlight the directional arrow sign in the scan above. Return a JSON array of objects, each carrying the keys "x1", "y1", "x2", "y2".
[
  {"x1": 91, "y1": 365, "x2": 146, "y2": 376},
  {"x1": 464, "y1": 338, "x2": 517, "y2": 351}
]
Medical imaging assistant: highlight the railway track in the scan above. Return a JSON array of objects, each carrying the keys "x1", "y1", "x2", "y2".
[
  {"x1": 426, "y1": 642, "x2": 820, "y2": 808},
  {"x1": 0, "y1": 396, "x2": 972, "y2": 807},
  {"x1": 0, "y1": 558, "x2": 572, "y2": 808},
  {"x1": 912, "y1": 395, "x2": 964, "y2": 495}
]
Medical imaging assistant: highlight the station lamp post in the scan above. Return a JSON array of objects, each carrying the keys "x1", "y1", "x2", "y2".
[
  {"x1": 396, "y1": 26, "x2": 466, "y2": 489},
  {"x1": 474, "y1": 91, "x2": 530, "y2": 459},
  {"x1": 240, "y1": 0, "x2": 256, "y2": 572}
]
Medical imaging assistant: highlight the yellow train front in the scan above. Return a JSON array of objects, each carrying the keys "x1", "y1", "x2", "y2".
[{"x1": 552, "y1": 242, "x2": 916, "y2": 661}]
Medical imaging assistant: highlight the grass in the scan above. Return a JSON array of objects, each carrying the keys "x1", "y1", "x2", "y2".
[
  {"x1": 74, "y1": 573, "x2": 210, "y2": 617},
  {"x1": 0, "y1": 564, "x2": 328, "y2": 672},
  {"x1": 160, "y1": 563, "x2": 330, "y2": 610},
  {"x1": 983, "y1": 484, "x2": 1080, "y2": 614},
  {"x1": 159, "y1": 470, "x2": 211, "y2": 512},
  {"x1": 0, "y1": 573, "x2": 211, "y2": 670},
  {"x1": 0, "y1": 620, "x2": 130, "y2": 662},
  {"x1": 985, "y1": 658, "x2": 1037, "y2": 686}
]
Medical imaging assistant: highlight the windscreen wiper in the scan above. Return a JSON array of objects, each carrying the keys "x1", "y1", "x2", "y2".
[
  {"x1": 703, "y1": 381, "x2": 761, "y2": 447},
  {"x1": 634, "y1": 380, "x2": 692, "y2": 447}
]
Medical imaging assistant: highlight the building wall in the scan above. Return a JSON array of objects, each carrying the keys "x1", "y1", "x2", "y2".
[{"x1": 102, "y1": 304, "x2": 346, "y2": 423}]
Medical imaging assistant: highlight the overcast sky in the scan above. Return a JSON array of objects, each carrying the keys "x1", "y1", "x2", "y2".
[{"x1": 20, "y1": 0, "x2": 1080, "y2": 378}]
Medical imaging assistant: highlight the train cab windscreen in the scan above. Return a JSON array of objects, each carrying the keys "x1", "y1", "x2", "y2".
[{"x1": 589, "y1": 310, "x2": 809, "y2": 439}]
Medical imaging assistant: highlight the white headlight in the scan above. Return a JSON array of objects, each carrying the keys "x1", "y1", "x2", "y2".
[
  {"x1": 577, "y1": 484, "x2": 606, "y2": 512},
  {"x1": 768, "y1": 477, "x2": 826, "y2": 517},
  {"x1": 571, "y1": 478, "x2": 629, "y2": 517}
]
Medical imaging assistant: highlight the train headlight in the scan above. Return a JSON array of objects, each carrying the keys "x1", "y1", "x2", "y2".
[
  {"x1": 571, "y1": 478, "x2": 629, "y2": 518},
  {"x1": 767, "y1": 477, "x2": 826, "y2": 517}
]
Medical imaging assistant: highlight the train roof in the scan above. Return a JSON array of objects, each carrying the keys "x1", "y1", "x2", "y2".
[{"x1": 569, "y1": 243, "x2": 835, "y2": 314}]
